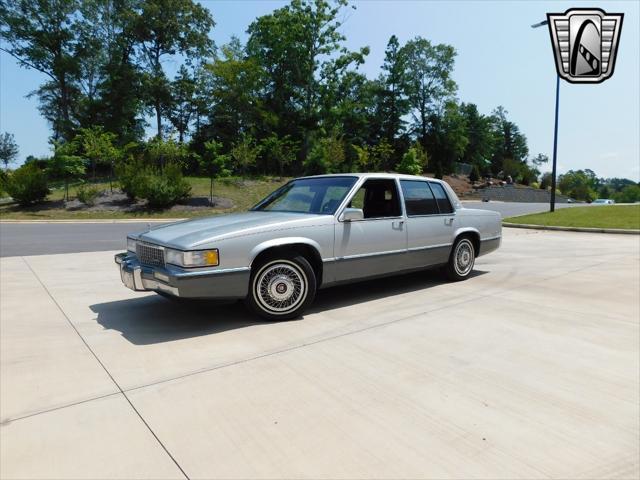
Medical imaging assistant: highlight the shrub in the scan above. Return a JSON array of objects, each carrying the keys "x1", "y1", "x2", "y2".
[
  {"x1": 396, "y1": 148, "x2": 423, "y2": 175},
  {"x1": 138, "y1": 162, "x2": 191, "y2": 208},
  {"x1": 76, "y1": 185, "x2": 100, "y2": 206},
  {"x1": 116, "y1": 158, "x2": 147, "y2": 200},
  {"x1": 613, "y1": 184, "x2": 640, "y2": 203},
  {"x1": 4, "y1": 163, "x2": 49, "y2": 206}
]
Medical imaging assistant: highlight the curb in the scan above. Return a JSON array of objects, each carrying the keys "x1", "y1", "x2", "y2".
[
  {"x1": 503, "y1": 222, "x2": 640, "y2": 235},
  {"x1": 0, "y1": 218, "x2": 186, "y2": 224}
]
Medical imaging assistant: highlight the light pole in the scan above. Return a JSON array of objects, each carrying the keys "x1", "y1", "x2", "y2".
[{"x1": 532, "y1": 19, "x2": 560, "y2": 212}]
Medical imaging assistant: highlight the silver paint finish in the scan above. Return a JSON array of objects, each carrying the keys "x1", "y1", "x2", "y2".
[{"x1": 119, "y1": 173, "x2": 502, "y2": 299}]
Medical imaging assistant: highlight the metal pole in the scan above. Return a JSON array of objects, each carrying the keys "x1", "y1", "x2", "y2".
[{"x1": 550, "y1": 74, "x2": 560, "y2": 212}]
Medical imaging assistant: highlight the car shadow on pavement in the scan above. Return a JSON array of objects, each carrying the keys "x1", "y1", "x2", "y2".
[{"x1": 90, "y1": 268, "x2": 488, "y2": 345}]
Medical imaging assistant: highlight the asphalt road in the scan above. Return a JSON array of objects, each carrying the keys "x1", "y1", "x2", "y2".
[
  {"x1": 0, "y1": 202, "x2": 577, "y2": 257},
  {"x1": 2, "y1": 229, "x2": 638, "y2": 478}
]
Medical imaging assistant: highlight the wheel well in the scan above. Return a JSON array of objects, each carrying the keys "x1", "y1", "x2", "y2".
[
  {"x1": 252, "y1": 244, "x2": 323, "y2": 286},
  {"x1": 456, "y1": 231, "x2": 480, "y2": 255}
]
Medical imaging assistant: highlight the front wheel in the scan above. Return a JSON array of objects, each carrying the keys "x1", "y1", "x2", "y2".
[
  {"x1": 444, "y1": 237, "x2": 476, "y2": 281},
  {"x1": 245, "y1": 254, "x2": 316, "y2": 321}
]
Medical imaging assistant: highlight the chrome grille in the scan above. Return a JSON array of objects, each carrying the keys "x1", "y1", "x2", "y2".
[{"x1": 136, "y1": 243, "x2": 165, "y2": 267}]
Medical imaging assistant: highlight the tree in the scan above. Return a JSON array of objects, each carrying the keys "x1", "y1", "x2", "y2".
[
  {"x1": 0, "y1": 132, "x2": 19, "y2": 169},
  {"x1": 304, "y1": 135, "x2": 345, "y2": 175},
  {"x1": 47, "y1": 143, "x2": 86, "y2": 200},
  {"x1": 459, "y1": 103, "x2": 494, "y2": 173},
  {"x1": 259, "y1": 134, "x2": 297, "y2": 176},
  {"x1": 1, "y1": 0, "x2": 82, "y2": 140},
  {"x1": 396, "y1": 147, "x2": 425, "y2": 175},
  {"x1": 230, "y1": 135, "x2": 260, "y2": 176},
  {"x1": 199, "y1": 140, "x2": 230, "y2": 205},
  {"x1": 613, "y1": 184, "x2": 640, "y2": 203},
  {"x1": 489, "y1": 106, "x2": 529, "y2": 175},
  {"x1": 426, "y1": 102, "x2": 468, "y2": 177},
  {"x1": 377, "y1": 35, "x2": 410, "y2": 153},
  {"x1": 402, "y1": 37, "x2": 457, "y2": 149},
  {"x1": 134, "y1": 0, "x2": 215, "y2": 138},
  {"x1": 558, "y1": 170, "x2": 597, "y2": 202},
  {"x1": 75, "y1": 126, "x2": 119, "y2": 180},
  {"x1": 167, "y1": 66, "x2": 197, "y2": 143},
  {"x1": 247, "y1": 0, "x2": 367, "y2": 160}
]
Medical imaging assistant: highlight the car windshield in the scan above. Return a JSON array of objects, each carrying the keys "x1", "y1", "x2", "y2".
[{"x1": 252, "y1": 177, "x2": 358, "y2": 214}]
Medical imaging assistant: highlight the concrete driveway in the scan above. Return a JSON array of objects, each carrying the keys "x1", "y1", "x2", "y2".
[{"x1": 1, "y1": 228, "x2": 638, "y2": 479}]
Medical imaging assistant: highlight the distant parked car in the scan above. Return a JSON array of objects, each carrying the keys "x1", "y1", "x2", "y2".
[
  {"x1": 592, "y1": 199, "x2": 615, "y2": 205},
  {"x1": 116, "y1": 173, "x2": 502, "y2": 320}
]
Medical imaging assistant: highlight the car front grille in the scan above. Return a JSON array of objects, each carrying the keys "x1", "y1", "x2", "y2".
[{"x1": 136, "y1": 242, "x2": 165, "y2": 267}]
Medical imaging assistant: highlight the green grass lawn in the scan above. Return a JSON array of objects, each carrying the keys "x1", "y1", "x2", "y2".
[
  {"x1": 0, "y1": 176, "x2": 288, "y2": 220},
  {"x1": 504, "y1": 205, "x2": 640, "y2": 230}
]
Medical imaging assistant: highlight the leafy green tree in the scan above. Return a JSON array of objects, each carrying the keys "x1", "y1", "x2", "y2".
[
  {"x1": 204, "y1": 37, "x2": 265, "y2": 148},
  {"x1": 167, "y1": 66, "x2": 198, "y2": 143},
  {"x1": 75, "y1": 126, "x2": 119, "y2": 180},
  {"x1": 396, "y1": 147, "x2": 425, "y2": 175},
  {"x1": 459, "y1": 103, "x2": 494, "y2": 173},
  {"x1": 247, "y1": 0, "x2": 367, "y2": 160},
  {"x1": 613, "y1": 184, "x2": 640, "y2": 203},
  {"x1": 489, "y1": 106, "x2": 529, "y2": 175},
  {"x1": 134, "y1": 0, "x2": 215, "y2": 138},
  {"x1": 0, "y1": 132, "x2": 19, "y2": 169},
  {"x1": 304, "y1": 135, "x2": 345, "y2": 175},
  {"x1": 558, "y1": 170, "x2": 597, "y2": 202},
  {"x1": 230, "y1": 135, "x2": 260, "y2": 176},
  {"x1": 598, "y1": 185, "x2": 611, "y2": 199},
  {"x1": 1, "y1": 0, "x2": 82, "y2": 140},
  {"x1": 426, "y1": 102, "x2": 468, "y2": 177},
  {"x1": 145, "y1": 136, "x2": 188, "y2": 169},
  {"x1": 259, "y1": 134, "x2": 297, "y2": 176},
  {"x1": 199, "y1": 140, "x2": 230, "y2": 205},
  {"x1": 402, "y1": 37, "x2": 457, "y2": 148},
  {"x1": 47, "y1": 143, "x2": 86, "y2": 200}
]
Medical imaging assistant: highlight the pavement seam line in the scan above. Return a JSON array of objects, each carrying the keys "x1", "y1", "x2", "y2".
[{"x1": 20, "y1": 256, "x2": 190, "y2": 480}]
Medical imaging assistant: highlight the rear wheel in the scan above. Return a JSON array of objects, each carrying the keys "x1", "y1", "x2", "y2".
[
  {"x1": 444, "y1": 237, "x2": 476, "y2": 281},
  {"x1": 246, "y1": 254, "x2": 316, "y2": 321}
]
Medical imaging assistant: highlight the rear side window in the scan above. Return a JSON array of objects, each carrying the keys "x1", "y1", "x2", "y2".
[
  {"x1": 429, "y1": 182, "x2": 454, "y2": 214},
  {"x1": 400, "y1": 180, "x2": 439, "y2": 215}
]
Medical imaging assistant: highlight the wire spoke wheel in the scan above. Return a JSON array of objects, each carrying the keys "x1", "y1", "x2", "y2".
[
  {"x1": 453, "y1": 239, "x2": 475, "y2": 277},
  {"x1": 254, "y1": 260, "x2": 308, "y2": 315}
]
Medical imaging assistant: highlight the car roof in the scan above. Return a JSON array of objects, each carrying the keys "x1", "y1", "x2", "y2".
[{"x1": 297, "y1": 172, "x2": 446, "y2": 183}]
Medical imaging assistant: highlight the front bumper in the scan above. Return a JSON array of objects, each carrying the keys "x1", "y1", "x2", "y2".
[{"x1": 115, "y1": 252, "x2": 250, "y2": 299}]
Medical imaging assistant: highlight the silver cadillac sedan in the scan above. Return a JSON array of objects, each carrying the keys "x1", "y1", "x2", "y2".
[{"x1": 115, "y1": 173, "x2": 501, "y2": 320}]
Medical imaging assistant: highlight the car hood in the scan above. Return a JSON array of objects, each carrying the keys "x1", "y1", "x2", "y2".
[{"x1": 136, "y1": 211, "x2": 329, "y2": 249}]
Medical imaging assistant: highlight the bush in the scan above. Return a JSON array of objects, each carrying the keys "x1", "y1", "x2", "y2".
[
  {"x1": 613, "y1": 184, "x2": 640, "y2": 203},
  {"x1": 116, "y1": 158, "x2": 147, "y2": 200},
  {"x1": 76, "y1": 185, "x2": 100, "y2": 206},
  {"x1": 4, "y1": 163, "x2": 49, "y2": 206},
  {"x1": 138, "y1": 162, "x2": 191, "y2": 208},
  {"x1": 396, "y1": 148, "x2": 423, "y2": 175}
]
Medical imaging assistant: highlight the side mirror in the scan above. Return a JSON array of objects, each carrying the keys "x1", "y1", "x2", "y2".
[{"x1": 340, "y1": 208, "x2": 364, "y2": 222}]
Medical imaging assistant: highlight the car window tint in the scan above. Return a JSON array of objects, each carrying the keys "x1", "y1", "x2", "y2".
[
  {"x1": 429, "y1": 182, "x2": 454, "y2": 214},
  {"x1": 349, "y1": 179, "x2": 401, "y2": 218},
  {"x1": 400, "y1": 180, "x2": 439, "y2": 215},
  {"x1": 319, "y1": 185, "x2": 352, "y2": 214}
]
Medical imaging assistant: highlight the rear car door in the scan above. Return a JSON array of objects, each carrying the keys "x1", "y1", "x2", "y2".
[
  {"x1": 400, "y1": 180, "x2": 456, "y2": 267},
  {"x1": 334, "y1": 178, "x2": 408, "y2": 282}
]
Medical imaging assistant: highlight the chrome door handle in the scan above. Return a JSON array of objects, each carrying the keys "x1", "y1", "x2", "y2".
[
  {"x1": 392, "y1": 219, "x2": 405, "y2": 229},
  {"x1": 444, "y1": 217, "x2": 454, "y2": 226}
]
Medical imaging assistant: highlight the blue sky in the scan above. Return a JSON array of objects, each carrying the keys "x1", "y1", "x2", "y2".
[{"x1": 1, "y1": 0, "x2": 638, "y2": 180}]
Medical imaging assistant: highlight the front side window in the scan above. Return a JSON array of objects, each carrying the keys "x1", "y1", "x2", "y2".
[
  {"x1": 252, "y1": 177, "x2": 357, "y2": 214},
  {"x1": 348, "y1": 179, "x2": 401, "y2": 218},
  {"x1": 400, "y1": 180, "x2": 439, "y2": 216},
  {"x1": 429, "y1": 182, "x2": 454, "y2": 214}
]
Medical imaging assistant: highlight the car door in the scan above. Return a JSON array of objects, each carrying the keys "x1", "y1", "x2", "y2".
[
  {"x1": 400, "y1": 180, "x2": 456, "y2": 268},
  {"x1": 334, "y1": 178, "x2": 408, "y2": 282}
]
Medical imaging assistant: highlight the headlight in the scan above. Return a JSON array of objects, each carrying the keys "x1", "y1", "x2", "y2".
[
  {"x1": 127, "y1": 237, "x2": 137, "y2": 253},
  {"x1": 165, "y1": 248, "x2": 219, "y2": 267}
]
